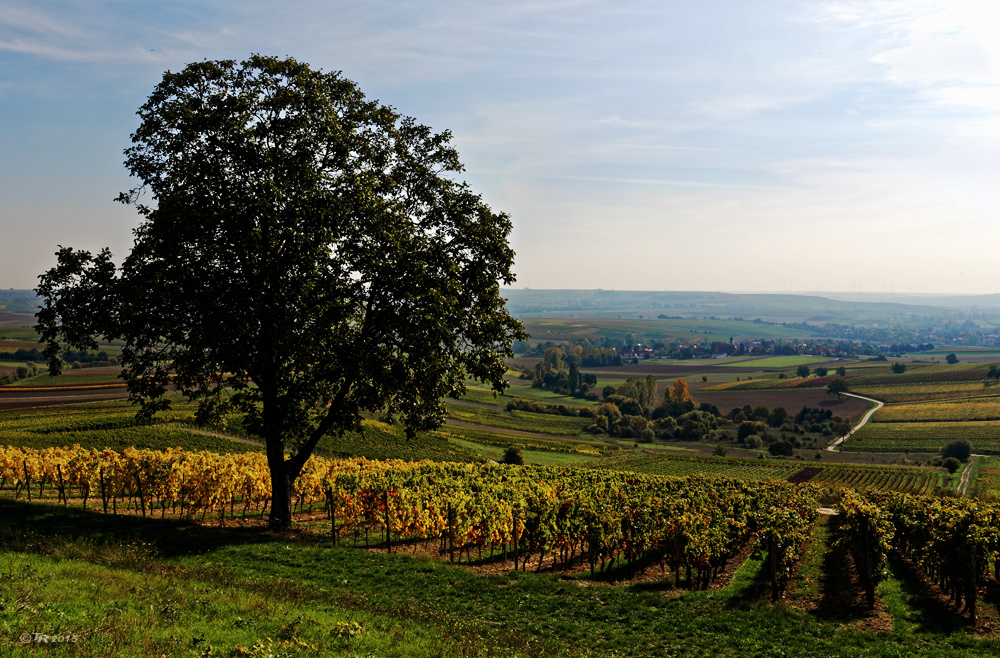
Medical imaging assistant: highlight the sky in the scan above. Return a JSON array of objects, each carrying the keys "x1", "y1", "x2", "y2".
[{"x1": 2, "y1": 0, "x2": 999, "y2": 294}]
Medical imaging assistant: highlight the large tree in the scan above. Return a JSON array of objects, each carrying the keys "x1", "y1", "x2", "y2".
[{"x1": 36, "y1": 56, "x2": 526, "y2": 529}]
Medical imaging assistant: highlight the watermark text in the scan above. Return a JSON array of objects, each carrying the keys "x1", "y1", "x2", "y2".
[{"x1": 19, "y1": 632, "x2": 81, "y2": 644}]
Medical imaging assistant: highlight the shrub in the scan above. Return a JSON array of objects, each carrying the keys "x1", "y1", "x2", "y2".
[
  {"x1": 768, "y1": 441, "x2": 794, "y2": 457},
  {"x1": 942, "y1": 457, "x2": 960, "y2": 474},
  {"x1": 941, "y1": 439, "x2": 972, "y2": 462},
  {"x1": 501, "y1": 447, "x2": 525, "y2": 465},
  {"x1": 737, "y1": 421, "x2": 757, "y2": 441}
]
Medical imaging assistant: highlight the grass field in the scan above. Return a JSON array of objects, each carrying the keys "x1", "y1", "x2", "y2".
[
  {"x1": 446, "y1": 403, "x2": 590, "y2": 436},
  {"x1": 445, "y1": 436, "x2": 598, "y2": 466},
  {"x1": 4, "y1": 499, "x2": 999, "y2": 657},
  {"x1": 497, "y1": 376, "x2": 602, "y2": 407}
]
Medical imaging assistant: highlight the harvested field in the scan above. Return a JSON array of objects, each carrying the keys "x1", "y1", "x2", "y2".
[
  {"x1": 0, "y1": 386, "x2": 130, "y2": 411},
  {"x1": 0, "y1": 312, "x2": 35, "y2": 328},
  {"x1": 697, "y1": 389, "x2": 873, "y2": 422}
]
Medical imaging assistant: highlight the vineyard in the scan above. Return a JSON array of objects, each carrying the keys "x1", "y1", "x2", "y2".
[
  {"x1": 581, "y1": 452, "x2": 802, "y2": 480},
  {"x1": 0, "y1": 445, "x2": 819, "y2": 597},
  {"x1": 3, "y1": 440, "x2": 1000, "y2": 652},
  {"x1": 845, "y1": 363, "x2": 991, "y2": 387},
  {"x1": 804, "y1": 462, "x2": 938, "y2": 494},
  {"x1": 582, "y1": 452, "x2": 940, "y2": 494},
  {"x1": 836, "y1": 491, "x2": 1000, "y2": 624},
  {"x1": 847, "y1": 421, "x2": 1000, "y2": 454},
  {"x1": 875, "y1": 398, "x2": 1000, "y2": 422},
  {"x1": 975, "y1": 458, "x2": 1000, "y2": 498},
  {"x1": 850, "y1": 381, "x2": 995, "y2": 403}
]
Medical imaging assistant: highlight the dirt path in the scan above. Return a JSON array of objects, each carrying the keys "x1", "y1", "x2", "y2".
[
  {"x1": 957, "y1": 455, "x2": 984, "y2": 496},
  {"x1": 827, "y1": 393, "x2": 884, "y2": 452}
]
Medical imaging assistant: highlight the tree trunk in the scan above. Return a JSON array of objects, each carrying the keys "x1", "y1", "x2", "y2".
[{"x1": 266, "y1": 433, "x2": 294, "y2": 530}]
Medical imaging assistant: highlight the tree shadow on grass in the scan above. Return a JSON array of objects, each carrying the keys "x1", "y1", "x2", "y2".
[
  {"x1": 724, "y1": 556, "x2": 771, "y2": 610},
  {"x1": 809, "y1": 524, "x2": 866, "y2": 622},
  {"x1": 0, "y1": 498, "x2": 279, "y2": 559},
  {"x1": 883, "y1": 552, "x2": 967, "y2": 635}
]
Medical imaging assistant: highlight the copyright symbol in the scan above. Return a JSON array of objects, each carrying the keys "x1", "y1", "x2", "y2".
[{"x1": 19, "y1": 633, "x2": 32, "y2": 644}]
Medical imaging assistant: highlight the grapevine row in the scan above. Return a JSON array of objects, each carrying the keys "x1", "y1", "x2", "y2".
[
  {"x1": 0, "y1": 445, "x2": 414, "y2": 521},
  {"x1": 1, "y1": 445, "x2": 819, "y2": 594},
  {"x1": 837, "y1": 492, "x2": 1000, "y2": 624},
  {"x1": 327, "y1": 463, "x2": 819, "y2": 596}
]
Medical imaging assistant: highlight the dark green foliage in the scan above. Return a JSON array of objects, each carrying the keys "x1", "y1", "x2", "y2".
[
  {"x1": 501, "y1": 446, "x2": 525, "y2": 465},
  {"x1": 941, "y1": 439, "x2": 972, "y2": 462},
  {"x1": 505, "y1": 398, "x2": 582, "y2": 417},
  {"x1": 34, "y1": 56, "x2": 525, "y2": 529},
  {"x1": 826, "y1": 378, "x2": 849, "y2": 399},
  {"x1": 768, "y1": 407, "x2": 788, "y2": 428},
  {"x1": 891, "y1": 362, "x2": 907, "y2": 374},
  {"x1": 796, "y1": 365, "x2": 810, "y2": 378},
  {"x1": 943, "y1": 457, "x2": 961, "y2": 474},
  {"x1": 530, "y1": 346, "x2": 600, "y2": 399},
  {"x1": 946, "y1": 353, "x2": 959, "y2": 364},
  {"x1": 814, "y1": 366, "x2": 828, "y2": 377},
  {"x1": 768, "y1": 441, "x2": 795, "y2": 457}
]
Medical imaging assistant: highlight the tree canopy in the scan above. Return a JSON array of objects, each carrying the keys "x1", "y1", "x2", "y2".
[
  {"x1": 826, "y1": 378, "x2": 848, "y2": 400},
  {"x1": 36, "y1": 55, "x2": 526, "y2": 529}
]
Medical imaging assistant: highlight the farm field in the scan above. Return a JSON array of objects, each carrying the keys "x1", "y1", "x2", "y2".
[
  {"x1": 976, "y1": 457, "x2": 1000, "y2": 497},
  {"x1": 583, "y1": 452, "x2": 940, "y2": 494},
  {"x1": 925, "y1": 348, "x2": 1000, "y2": 362},
  {"x1": 715, "y1": 355, "x2": 833, "y2": 368},
  {"x1": 846, "y1": 362, "x2": 990, "y2": 386},
  {"x1": 500, "y1": 351, "x2": 1000, "y2": 466},
  {"x1": 518, "y1": 315, "x2": 807, "y2": 343},
  {"x1": 4, "y1": 372, "x2": 124, "y2": 388},
  {"x1": 3, "y1": 368, "x2": 1000, "y2": 654},
  {"x1": 436, "y1": 424, "x2": 624, "y2": 457},
  {"x1": 875, "y1": 398, "x2": 1000, "y2": 422},
  {"x1": 445, "y1": 436, "x2": 598, "y2": 466},
  {"x1": 698, "y1": 389, "x2": 872, "y2": 423},
  {"x1": 445, "y1": 403, "x2": 590, "y2": 436},
  {"x1": 843, "y1": 381, "x2": 994, "y2": 403},
  {"x1": 845, "y1": 421, "x2": 1000, "y2": 454}
]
